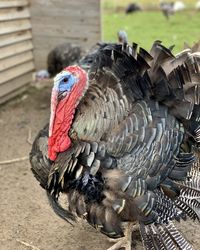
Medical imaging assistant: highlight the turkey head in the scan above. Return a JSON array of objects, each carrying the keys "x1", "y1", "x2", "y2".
[{"x1": 48, "y1": 66, "x2": 88, "y2": 161}]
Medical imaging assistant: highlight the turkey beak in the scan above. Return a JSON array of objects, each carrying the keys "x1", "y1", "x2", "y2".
[{"x1": 58, "y1": 91, "x2": 68, "y2": 101}]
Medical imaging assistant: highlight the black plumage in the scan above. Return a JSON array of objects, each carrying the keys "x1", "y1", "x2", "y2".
[
  {"x1": 125, "y1": 3, "x2": 142, "y2": 14},
  {"x1": 30, "y1": 41, "x2": 200, "y2": 250}
]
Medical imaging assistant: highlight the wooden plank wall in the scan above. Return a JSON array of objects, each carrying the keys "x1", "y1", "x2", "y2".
[
  {"x1": 0, "y1": 0, "x2": 34, "y2": 105},
  {"x1": 30, "y1": 0, "x2": 101, "y2": 70}
]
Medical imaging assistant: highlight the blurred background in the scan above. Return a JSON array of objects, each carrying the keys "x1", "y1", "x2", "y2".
[
  {"x1": 0, "y1": 0, "x2": 199, "y2": 104},
  {"x1": 102, "y1": 0, "x2": 200, "y2": 52}
]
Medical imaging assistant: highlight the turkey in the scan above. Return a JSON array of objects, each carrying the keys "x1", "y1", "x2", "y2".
[
  {"x1": 47, "y1": 31, "x2": 128, "y2": 76},
  {"x1": 160, "y1": 1, "x2": 186, "y2": 20},
  {"x1": 160, "y1": 2, "x2": 174, "y2": 20},
  {"x1": 30, "y1": 40, "x2": 200, "y2": 250},
  {"x1": 125, "y1": 3, "x2": 142, "y2": 14},
  {"x1": 47, "y1": 43, "x2": 82, "y2": 77}
]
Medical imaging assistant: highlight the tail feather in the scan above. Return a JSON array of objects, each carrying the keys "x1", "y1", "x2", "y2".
[
  {"x1": 174, "y1": 153, "x2": 200, "y2": 220},
  {"x1": 179, "y1": 177, "x2": 200, "y2": 198},
  {"x1": 164, "y1": 222, "x2": 193, "y2": 250},
  {"x1": 140, "y1": 223, "x2": 162, "y2": 250},
  {"x1": 150, "y1": 40, "x2": 174, "y2": 66},
  {"x1": 140, "y1": 222, "x2": 193, "y2": 250},
  {"x1": 92, "y1": 41, "x2": 200, "y2": 146},
  {"x1": 175, "y1": 198, "x2": 199, "y2": 221},
  {"x1": 152, "y1": 190, "x2": 184, "y2": 224},
  {"x1": 164, "y1": 64, "x2": 200, "y2": 144},
  {"x1": 46, "y1": 191, "x2": 76, "y2": 224},
  {"x1": 140, "y1": 223, "x2": 176, "y2": 250},
  {"x1": 156, "y1": 224, "x2": 177, "y2": 250},
  {"x1": 176, "y1": 197, "x2": 200, "y2": 221},
  {"x1": 138, "y1": 173, "x2": 198, "y2": 249},
  {"x1": 148, "y1": 42, "x2": 200, "y2": 146},
  {"x1": 183, "y1": 41, "x2": 200, "y2": 52}
]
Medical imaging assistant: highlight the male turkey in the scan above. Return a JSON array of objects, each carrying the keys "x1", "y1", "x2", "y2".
[{"x1": 30, "y1": 41, "x2": 200, "y2": 250}]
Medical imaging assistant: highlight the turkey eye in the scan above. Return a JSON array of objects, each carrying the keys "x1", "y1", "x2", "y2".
[{"x1": 63, "y1": 77, "x2": 68, "y2": 82}]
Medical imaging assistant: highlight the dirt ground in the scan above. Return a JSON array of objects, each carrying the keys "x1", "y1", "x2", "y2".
[{"x1": 0, "y1": 84, "x2": 199, "y2": 250}]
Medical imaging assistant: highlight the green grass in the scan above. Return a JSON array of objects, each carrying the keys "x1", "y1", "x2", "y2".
[{"x1": 102, "y1": 10, "x2": 200, "y2": 53}]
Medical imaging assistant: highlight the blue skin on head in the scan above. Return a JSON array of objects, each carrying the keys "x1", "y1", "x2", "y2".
[{"x1": 54, "y1": 71, "x2": 77, "y2": 93}]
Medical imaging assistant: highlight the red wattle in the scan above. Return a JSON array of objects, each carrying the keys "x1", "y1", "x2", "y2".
[{"x1": 48, "y1": 135, "x2": 71, "y2": 161}]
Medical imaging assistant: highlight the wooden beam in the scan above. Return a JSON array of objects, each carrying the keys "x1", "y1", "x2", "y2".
[
  {"x1": 0, "y1": 72, "x2": 32, "y2": 99},
  {"x1": 31, "y1": 14, "x2": 100, "y2": 28},
  {"x1": 0, "y1": 51, "x2": 34, "y2": 71},
  {"x1": 0, "y1": 19, "x2": 31, "y2": 35},
  {"x1": 0, "y1": 0, "x2": 29, "y2": 9},
  {"x1": 33, "y1": 36, "x2": 88, "y2": 51},
  {"x1": 32, "y1": 23, "x2": 100, "y2": 40},
  {"x1": 31, "y1": 0, "x2": 99, "y2": 10},
  {"x1": 0, "y1": 40, "x2": 33, "y2": 60},
  {"x1": 0, "y1": 7, "x2": 30, "y2": 21},
  {"x1": 31, "y1": 8, "x2": 100, "y2": 20},
  {"x1": 0, "y1": 0, "x2": 34, "y2": 104},
  {"x1": 0, "y1": 30, "x2": 32, "y2": 47},
  {"x1": 0, "y1": 61, "x2": 34, "y2": 85}
]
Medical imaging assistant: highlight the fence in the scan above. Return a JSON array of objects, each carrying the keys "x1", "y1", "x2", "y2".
[
  {"x1": 0, "y1": 0, "x2": 101, "y2": 104},
  {"x1": 0, "y1": 0, "x2": 34, "y2": 104}
]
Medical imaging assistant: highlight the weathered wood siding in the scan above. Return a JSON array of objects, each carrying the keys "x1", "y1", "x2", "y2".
[
  {"x1": 0, "y1": 0, "x2": 34, "y2": 104},
  {"x1": 30, "y1": 0, "x2": 101, "y2": 70}
]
